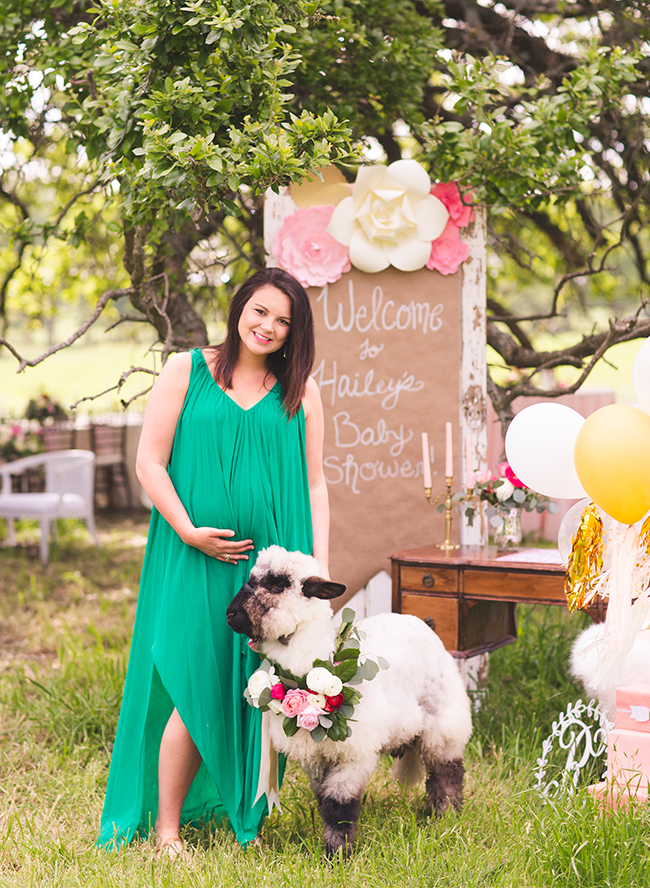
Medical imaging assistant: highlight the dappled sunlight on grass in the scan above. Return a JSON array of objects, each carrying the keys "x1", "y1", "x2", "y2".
[{"x1": 0, "y1": 514, "x2": 649, "y2": 885}]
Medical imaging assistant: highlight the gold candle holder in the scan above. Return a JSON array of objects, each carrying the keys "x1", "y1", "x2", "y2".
[{"x1": 424, "y1": 476, "x2": 460, "y2": 551}]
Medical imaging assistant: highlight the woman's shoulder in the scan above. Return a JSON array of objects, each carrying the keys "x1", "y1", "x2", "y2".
[
  {"x1": 153, "y1": 351, "x2": 193, "y2": 394},
  {"x1": 302, "y1": 375, "x2": 323, "y2": 418}
]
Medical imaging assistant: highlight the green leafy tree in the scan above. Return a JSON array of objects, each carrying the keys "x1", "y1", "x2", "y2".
[
  {"x1": 0, "y1": 0, "x2": 355, "y2": 400},
  {"x1": 1, "y1": 0, "x2": 649, "y2": 422}
]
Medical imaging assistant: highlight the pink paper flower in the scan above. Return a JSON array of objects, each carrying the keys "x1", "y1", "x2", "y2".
[
  {"x1": 426, "y1": 220, "x2": 469, "y2": 275},
  {"x1": 270, "y1": 682, "x2": 286, "y2": 701},
  {"x1": 431, "y1": 182, "x2": 475, "y2": 228},
  {"x1": 275, "y1": 205, "x2": 351, "y2": 288},
  {"x1": 281, "y1": 688, "x2": 310, "y2": 717},
  {"x1": 296, "y1": 704, "x2": 323, "y2": 731}
]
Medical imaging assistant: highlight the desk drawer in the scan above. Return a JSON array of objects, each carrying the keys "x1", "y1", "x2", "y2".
[
  {"x1": 400, "y1": 566, "x2": 459, "y2": 594},
  {"x1": 464, "y1": 569, "x2": 565, "y2": 602},
  {"x1": 401, "y1": 594, "x2": 458, "y2": 650}
]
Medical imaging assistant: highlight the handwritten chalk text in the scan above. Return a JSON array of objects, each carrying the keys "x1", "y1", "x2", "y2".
[
  {"x1": 317, "y1": 282, "x2": 444, "y2": 335},
  {"x1": 332, "y1": 412, "x2": 413, "y2": 458},
  {"x1": 312, "y1": 360, "x2": 424, "y2": 411}
]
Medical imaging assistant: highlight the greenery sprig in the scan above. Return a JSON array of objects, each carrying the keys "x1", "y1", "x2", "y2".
[{"x1": 245, "y1": 608, "x2": 389, "y2": 744}]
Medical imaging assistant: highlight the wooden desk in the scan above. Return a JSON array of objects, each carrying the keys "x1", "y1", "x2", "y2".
[{"x1": 390, "y1": 545, "x2": 605, "y2": 659}]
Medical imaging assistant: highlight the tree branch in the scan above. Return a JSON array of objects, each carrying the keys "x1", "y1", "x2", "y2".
[{"x1": 0, "y1": 288, "x2": 133, "y2": 372}]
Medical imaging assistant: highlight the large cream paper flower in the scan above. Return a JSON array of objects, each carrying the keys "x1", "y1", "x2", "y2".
[{"x1": 327, "y1": 160, "x2": 449, "y2": 274}]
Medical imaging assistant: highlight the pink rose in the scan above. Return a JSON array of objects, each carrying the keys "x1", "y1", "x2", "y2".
[
  {"x1": 431, "y1": 182, "x2": 475, "y2": 228},
  {"x1": 504, "y1": 465, "x2": 526, "y2": 488},
  {"x1": 496, "y1": 461, "x2": 509, "y2": 478},
  {"x1": 426, "y1": 220, "x2": 469, "y2": 275},
  {"x1": 281, "y1": 688, "x2": 310, "y2": 717},
  {"x1": 275, "y1": 205, "x2": 351, "y2": 288},
  {"x1": 270, "y1": 682, "x2": 286, "y2": 701},
  {"x1": 296, "y1": 704, "x2": 323, "y2": 731},
  {"x1": 324, "y1": 693, "x2": 344, "y2": 712},
  {"x1": 471, "y1": 470, "x2": 495, "y2": 486}
]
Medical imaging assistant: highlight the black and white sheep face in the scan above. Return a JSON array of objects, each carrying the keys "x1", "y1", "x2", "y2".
[{"x1": 226, "y1": 545, "x2": 346, "y2": 644}]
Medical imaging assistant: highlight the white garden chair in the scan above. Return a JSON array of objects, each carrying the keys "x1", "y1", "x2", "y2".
[{"x1": 0, "y1": 450, "x2": 99, "y2": 563}]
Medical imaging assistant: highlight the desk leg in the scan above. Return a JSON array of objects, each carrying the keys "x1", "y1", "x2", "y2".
[{"x1": 456, "y1": 653, "x2": 489, "y2": 711}]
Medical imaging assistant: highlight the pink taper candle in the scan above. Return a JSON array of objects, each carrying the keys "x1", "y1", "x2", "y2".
[
  {"x1": 421, "y1": 433, "x2": 432, "y2": 488},
  {"x1": 445, "y1": 422, "x2": 453, "y2": 477},
  {"x1": 465, "y1": 433, "x2": 472, "y2": 485}
]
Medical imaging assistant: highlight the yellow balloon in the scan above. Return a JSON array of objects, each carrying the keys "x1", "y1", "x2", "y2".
[{"x1": 574, "y1": 404, "x2": 650, "y2": 524}]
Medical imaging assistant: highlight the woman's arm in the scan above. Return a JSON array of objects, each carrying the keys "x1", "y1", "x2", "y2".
[
  {"x1": 136, "y1": 352, "x2": 253, "y2": 562},
  {"x1": 303, "y1": 375, "x2": 330, "y2": 577}
]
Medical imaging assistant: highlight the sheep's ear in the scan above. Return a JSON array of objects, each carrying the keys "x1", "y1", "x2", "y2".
[{"x1": 302, "y1": 576, "x2": 347, "y2": 600}]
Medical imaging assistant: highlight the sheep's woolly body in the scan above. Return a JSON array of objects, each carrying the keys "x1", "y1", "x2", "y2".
[
  {"x1": 227, "y1": 546, "x2": 473, "y2": 856},
  {"x1": 267, "y1": 613, "x2": 472, "y2": 783}
]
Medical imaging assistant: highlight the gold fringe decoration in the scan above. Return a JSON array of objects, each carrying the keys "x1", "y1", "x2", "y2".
[
  {"x1": 639, "y1": 512, "x2": 650, "y2": 555},
  {"x1": 564, "y1": 503, "x2": 604, "y2": 611}
]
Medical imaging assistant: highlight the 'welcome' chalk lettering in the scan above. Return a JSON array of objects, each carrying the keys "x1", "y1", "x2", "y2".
[{"x1": 317, "y1": 282, "x2": 444, "y2": 335}]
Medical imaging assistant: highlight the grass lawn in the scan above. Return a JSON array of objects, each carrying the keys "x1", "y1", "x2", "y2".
[{"x1": 0, "y1": 514, "x2": 649, "y2": 886}]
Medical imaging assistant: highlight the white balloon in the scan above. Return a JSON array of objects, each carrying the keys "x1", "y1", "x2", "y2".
[
  {"x1": 557, "y1": 497, "x2": 592, "y2": 566},
  {"x1": 632, "y1": 337, "x2": 650, "y2": 414},
  {"x1": 505, "y1": 403, "x2": 587, "y2": 499}
]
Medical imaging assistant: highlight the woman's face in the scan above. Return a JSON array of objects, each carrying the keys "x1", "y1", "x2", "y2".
[{"x1": 237, "y1": 285, "x2": 292, "y2": 359}]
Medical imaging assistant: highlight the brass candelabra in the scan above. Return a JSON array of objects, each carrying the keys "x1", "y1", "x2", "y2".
[{"x1": 424, "y1": 476, "x2": 460, "y2": 551}]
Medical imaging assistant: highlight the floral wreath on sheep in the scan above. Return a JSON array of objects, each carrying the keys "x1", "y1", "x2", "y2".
[
  {"x1": 273, "y1": 160, "x2": 474, "y2": 287},
  {"x1": 245, "y1": 608, "x2": 389, "y2": 743}
]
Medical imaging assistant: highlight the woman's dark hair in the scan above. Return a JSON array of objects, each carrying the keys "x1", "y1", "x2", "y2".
[{"x1": 208, "y1": 267, "x2": 315, "y2": 419}]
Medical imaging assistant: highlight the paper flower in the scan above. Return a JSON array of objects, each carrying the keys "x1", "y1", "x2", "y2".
[
  {"x1": 431, "y1": 182, "x2": 475, "y2": 228},
  {"x1": 275, "y1": 205, "x2": 351, "y2": 287},
  {"x1": 426, "y1": 220, "x2": 470, "y2": 275},
  {"x1": 327, "y1": 160, "x2": 449, "y2": 274}
]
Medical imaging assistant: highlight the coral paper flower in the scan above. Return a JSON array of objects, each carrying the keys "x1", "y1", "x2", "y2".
[
  {"x1": 275, "y1": 205, "x2": 351, "y2": 288},
  {"x1": 327, "y1": 160, "x2": 449, "y2": 274},
  {"x1": 426, "y1": 220, "x2": 469, "y2": 276},
  {"x1": 431, "y1": 182, "x2": 475, "y2": 228}
]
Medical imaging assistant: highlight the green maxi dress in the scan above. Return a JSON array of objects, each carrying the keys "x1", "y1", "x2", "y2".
[{"x1": 98, "y1": 348, "x2": 313, "y2": 847}]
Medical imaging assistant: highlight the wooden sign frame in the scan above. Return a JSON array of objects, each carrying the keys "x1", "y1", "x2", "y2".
[{"x1": 265, "y1": 187, "x2": 488, "y2": 593}]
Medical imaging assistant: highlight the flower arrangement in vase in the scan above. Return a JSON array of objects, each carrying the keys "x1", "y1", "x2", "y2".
[{"x1": 462, "y1": 462, "x2": 559, "y2": 547}]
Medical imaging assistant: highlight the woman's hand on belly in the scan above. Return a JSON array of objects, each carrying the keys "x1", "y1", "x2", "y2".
[{"x1": 182, "y1": 526, "x2": 254, "y2": 563}]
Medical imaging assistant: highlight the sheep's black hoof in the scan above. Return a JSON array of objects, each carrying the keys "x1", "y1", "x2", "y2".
[
  {"x1": 425, "y1": 758, "x2": 464, "y2": 814},
  {"x1": 319, "y1": 794, "x2": 362, "y2": 860}
]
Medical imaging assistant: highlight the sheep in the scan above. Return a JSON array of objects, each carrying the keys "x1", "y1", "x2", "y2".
[
  {"x1": 226, "y1": 545, "x2": 473, "y2": 857},
  {"x1": 570, "y1": 622, "x2": 650, "y2": 721}
]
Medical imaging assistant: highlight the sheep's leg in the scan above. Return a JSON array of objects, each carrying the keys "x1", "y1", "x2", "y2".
[
  {"x1": 310, "y1": 761, "x2": 374, "y2": 858},
  {"x1": 317, "y1": 791, "x2": 363, "y2": 859},
  {"x1": 425, "y1": 758, "x2": 464, "y2": 814}
]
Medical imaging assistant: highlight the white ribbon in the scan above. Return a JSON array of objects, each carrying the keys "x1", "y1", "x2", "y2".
[{"x1": 253, "y1": 710, "x2": 282, "y2": 814}]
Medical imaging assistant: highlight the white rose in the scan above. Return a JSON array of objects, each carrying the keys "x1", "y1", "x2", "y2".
[
  {"x1": 247, "y1": 670, "x2": 273, "y2": 702},
  {"x1": 306, "y1": 666, "x2": 334, "y2": 694},
  {"x1": 327, "y1": 160, "x2": 449, "y2": 274},
  {"x1": 323, "y1": 674, "x2": 343, "y2": 697},
  {"x1": 268, "y1": 700, "x2": 284, "y2": 716},
  {"x1": 307, "y1": 693, "x2": 327, "y2": 709},
  {"x1": 495, "y1": 479, "x2": 515, "y2": 502}
]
